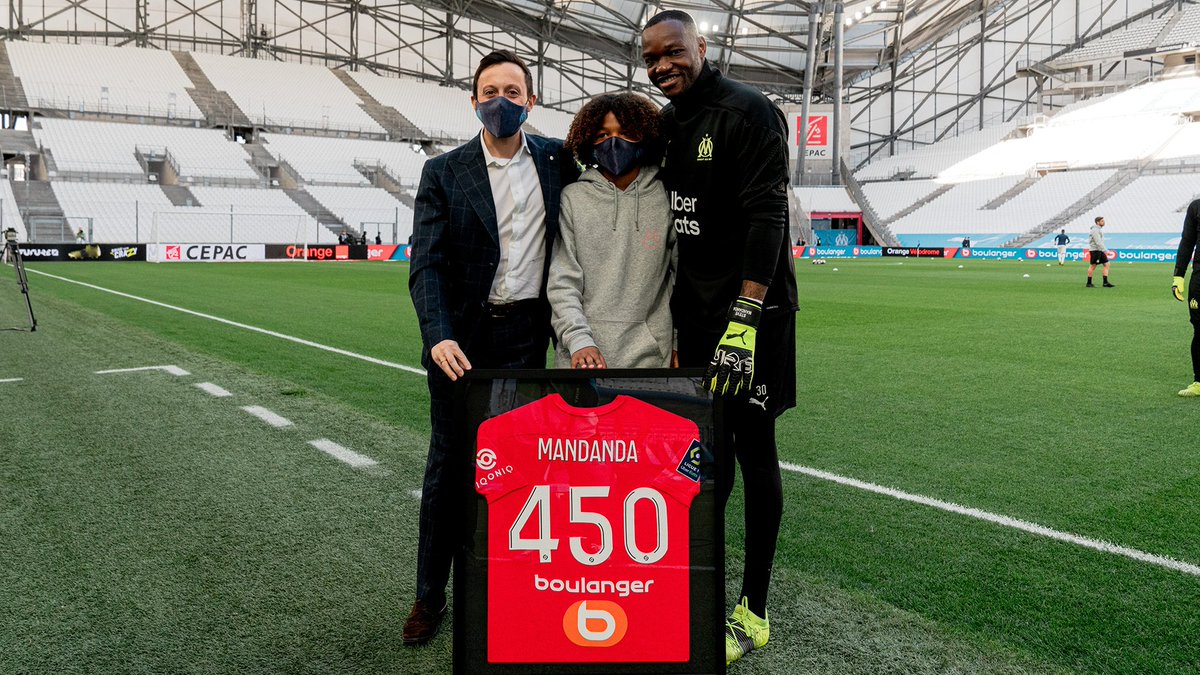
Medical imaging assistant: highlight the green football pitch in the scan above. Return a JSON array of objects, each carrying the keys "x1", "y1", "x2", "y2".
[{"x1": 2, "y1": 258, "x2": 1198, "y2": 674}]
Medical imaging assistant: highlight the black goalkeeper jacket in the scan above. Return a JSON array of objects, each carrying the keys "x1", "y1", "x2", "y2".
[
  {"x1": 1174, "y1": 199, "x2": 1200, "y2": 278},
  {"x1": 661, "y1": 61, "x2": 799, "y2": 333}
]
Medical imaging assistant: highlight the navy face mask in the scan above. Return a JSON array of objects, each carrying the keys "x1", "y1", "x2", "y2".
[
  {"x1": 475, "y1": 97, "x2": 528, "y2": 139},
  {"x1": 593, "y1": 137, "x2": 645, "y2": 177}
]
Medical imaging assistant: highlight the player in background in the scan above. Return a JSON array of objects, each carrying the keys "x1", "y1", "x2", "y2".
[
  {"x1": 1054, "y1": 229, "x2": 1070, "y2": 266},
  {"x1": 1171, "y1": 199, "x2": 1200, "y2": 396},
  {"x1": 642, "y1": 9, "x2": 799, "y2": 665},
  {"x1": 548, "y1": 93, "x2": 675, "y2": 369},
  {"x1": 1086, "y1": 216, "x2": 1114, "y2": 288}
]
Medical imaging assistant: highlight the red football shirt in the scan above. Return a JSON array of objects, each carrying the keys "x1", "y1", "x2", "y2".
[{"x1": 475, "y1": 394, "x2": 703, "y2": 663}]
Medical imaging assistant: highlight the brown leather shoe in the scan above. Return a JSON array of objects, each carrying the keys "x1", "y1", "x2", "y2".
[{"x1": 402, "y1": 599, "x2": 448, "y2": 646}]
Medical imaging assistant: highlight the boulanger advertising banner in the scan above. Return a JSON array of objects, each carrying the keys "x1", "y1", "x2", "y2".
[
  {"x1": 788, "y1": 246, "x2": 1179, "y2": 262},
  {"x1": 151, "y1": 244, "x2": 265, "y2": 262},
  {"x1": 458, "y1": 370, "x2": 721, "y2": 675},
  {"x1": 18, "y1": 243, "x2": 146, "y2": 262}
]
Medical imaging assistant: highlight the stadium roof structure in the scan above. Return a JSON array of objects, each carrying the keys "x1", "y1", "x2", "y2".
[{"x1": 3, "y1": 0, "x2": 1191, "y2": 164}]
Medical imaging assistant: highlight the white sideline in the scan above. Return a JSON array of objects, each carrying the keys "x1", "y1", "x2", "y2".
[
  {"x1": 96, "y1": 365, "x2": 190, "y2": 376},
  {"x1": 0, "y1": 377, "x2": 24, "y2": 383},
  {"x1": 780, "y1": 462, "x2": 1200, "y2": 578},
  {"x1": 30, "y1": 269, "x2": 426, "y2": 376},
  {"x1": 241, "y1": 405, "x2": 293, "y2": 428},
  {"x1": 308, "y1": 438, "x2": 381, "y2": 469},
  {"x1": 195, "y1": 382, "x2": 233, "y2": 397}
]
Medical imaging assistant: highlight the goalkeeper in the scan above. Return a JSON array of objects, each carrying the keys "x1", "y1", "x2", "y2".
[
  {"x1": 1171, "y1": 198, "x2": 1200, "y2": 397},
  {"x1": 643, "y1": 9, "x2": 799, "y2": 665}
]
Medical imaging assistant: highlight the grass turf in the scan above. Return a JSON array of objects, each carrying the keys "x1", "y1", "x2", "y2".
[{"x1": 2, "y1": 257, "x2": 1198, "y2": 673}]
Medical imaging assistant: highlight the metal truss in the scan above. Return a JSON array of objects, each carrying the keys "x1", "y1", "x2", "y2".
[{"x1": 3, "y1": 0, "x2": 1180, "y2": 169}]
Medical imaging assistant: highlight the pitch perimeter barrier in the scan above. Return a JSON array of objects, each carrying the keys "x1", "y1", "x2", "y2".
[
  {"x1": 791, "y1": 246, "x2": 1179, "y2": 263},
  {"x1": 18, "y1": 243, "x2": 146, "y2": 262},
  {"x1": 19, "y1": 242, "x2": 1176, "y2": 265}
]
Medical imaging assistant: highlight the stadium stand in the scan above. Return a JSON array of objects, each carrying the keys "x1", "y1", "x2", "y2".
[
  {"x1": 259, "y1": 133, "x2": 426, "y2": 187},
  {"x1": 51, "y1": 181, "x2": 334, "y2": 244},
  {"x1": 1051, "y1": 16, "x2": 1173, "y2": 66},
  {"x1": 347, "y1": 70, "x2": 577, "y2": 142},
  {"x1": 304, "y1": 185, "x2": 414, "y2": 243},
  {"x1": 889, "y1": 176, "x2": 1024, "y2": 245},
  {"x1": 859, "y1": 180, "x2": 943, "y2": 221},
  {"x1": 0, "y1": 178, "x2": 27, "y2": 240},
  {"x1": 529, "y1": 107, "x2": 577, "y2": 140},
  {"x1": 1154, "y1": 123, "x2": 1200, "y2": 162},
  {"x1": 5, "y1": 41, "x2": 203, "y2": 120},
  {"x1": 348, "y1": 72, "x2": 480, "y2": 141},
  {"x1": 793, "y1": 186, "x2": 860, "y2": 213},
  {"x1": 33, "y1": 118, "x2": 261, "y2": 183},
  {"x1": 51, "y1": 181, "x2": 173, "y2": 242},
  {"x1": 853, "y1": 123, "x2": 1018, "y2": 180},
  {"x1": 1159, "y1": 4, "x2": 1200, "y2": 48},
  {"x1": 1039, "y1": 174, "x2": 1200, "y2": 247},
  {"x1": 187, "y1": 186, "x2": 328, "y2": 242},
  {"x1": 190, "y1": 52, "x2": 385, "y2": 135}
]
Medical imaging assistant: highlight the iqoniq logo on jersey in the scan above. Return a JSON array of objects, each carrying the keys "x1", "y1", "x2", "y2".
[{"x1": 697, "y1": 134, "x2": 713, "y2": 161}]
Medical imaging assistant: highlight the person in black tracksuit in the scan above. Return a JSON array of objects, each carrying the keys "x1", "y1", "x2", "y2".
[
  {"x1": 643, "y1": 10, "x2": 799, "y2": 665},
  {"x1": 1172, "y1": 199, "x2": 1200, "y2": 396}
]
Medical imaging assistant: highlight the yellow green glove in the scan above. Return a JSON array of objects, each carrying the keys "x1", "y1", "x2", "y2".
[
  {"x1": 705, "y1": 297, "x2": 761, "y2": 396},
  {"x1": 1173, "y1": 276, "x2": 1185, "y2": 302}
]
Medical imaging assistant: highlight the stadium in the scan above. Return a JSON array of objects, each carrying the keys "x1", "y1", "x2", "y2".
[{"x1": 2, "y1": 0, "x2": 1199, "y2": 672}]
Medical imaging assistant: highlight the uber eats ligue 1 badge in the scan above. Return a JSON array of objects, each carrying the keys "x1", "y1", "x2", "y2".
[
  {"x1": 697, "y1": 134, "x2": 713, "y2": 161},
  {"x1": 676, "y1": 440, "x2": 703, "y2": 482}
]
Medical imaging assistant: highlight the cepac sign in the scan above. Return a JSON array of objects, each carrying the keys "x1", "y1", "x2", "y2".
[
  {"x1": 154, "y1": 244, "x2": 265, "y2": 262},
  {"x1": 791, "y1": 114, "x2": 831, "y2": 158}
]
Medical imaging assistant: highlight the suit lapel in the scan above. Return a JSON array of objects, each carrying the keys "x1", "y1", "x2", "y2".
[
  {"x1": 527, "y1": 135, "x2": 560, "y2": 221},
  {"x1": 453, "y1": 135, "x2": 499, "y2": 244}
]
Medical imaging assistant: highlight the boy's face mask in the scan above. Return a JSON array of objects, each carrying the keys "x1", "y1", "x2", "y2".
[{"x1": 593, "y1": 137, "x2": 644, "y2": 177}]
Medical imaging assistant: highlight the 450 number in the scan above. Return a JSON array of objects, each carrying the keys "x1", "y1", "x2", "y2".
[{"x1": 509, "y1": 485, "x2": 668, "y2": 566}]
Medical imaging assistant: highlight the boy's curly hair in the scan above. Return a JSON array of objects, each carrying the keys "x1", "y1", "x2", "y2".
[{"x1": 563, "y1": 93, "x2": 663, "y2": 167}]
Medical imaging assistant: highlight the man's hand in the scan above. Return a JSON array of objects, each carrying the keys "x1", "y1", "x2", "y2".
[
  {"x1": 1173, "y1": 276, "x2": 1186, "y2": 302},
  {"x1": 570, "y1": 346, "x2": 606, "y2": 369},
  {"x1": 430, "y1": 339, "x2": 471, "y2": 381},
  {"x1": 705, "y1": 297, "x2": 762, "y2": 396}
]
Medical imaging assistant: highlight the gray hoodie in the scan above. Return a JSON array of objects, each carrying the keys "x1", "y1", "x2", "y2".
[{"x1": 548, "y1": 164, "x2": 675, "y2": 368}]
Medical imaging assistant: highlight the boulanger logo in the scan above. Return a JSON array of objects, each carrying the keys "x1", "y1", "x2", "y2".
[
  {"x1": 562, "y1": 600, "x2": 628, "y2": 648},
  {"x1": 476, "y1": 447, "x2": 497, "y2": 471},
  {"x1": 697, "y1": 134, "x2": 713, "y2": 161},
  {"x1": 1026, "y1": 249, "x2": 1039, "y2": 259}
]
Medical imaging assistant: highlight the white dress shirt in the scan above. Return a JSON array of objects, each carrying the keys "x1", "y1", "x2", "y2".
[{"x1": 481, "y1": 133, "x2": 547, "y2": 303}]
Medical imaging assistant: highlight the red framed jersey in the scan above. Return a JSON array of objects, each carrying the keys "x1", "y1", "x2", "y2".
[{"x1": 475, "y1": 393, "x2": 703, "y2": 664}]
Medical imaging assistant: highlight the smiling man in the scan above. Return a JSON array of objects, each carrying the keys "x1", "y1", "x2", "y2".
[{"x1": 642, "y1": 9, "x2": 798, "y2": 667}]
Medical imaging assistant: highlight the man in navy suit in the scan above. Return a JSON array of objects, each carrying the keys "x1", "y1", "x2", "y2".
[{"x1": 404, "y1": 49, "x2": 574, "y2": 645}]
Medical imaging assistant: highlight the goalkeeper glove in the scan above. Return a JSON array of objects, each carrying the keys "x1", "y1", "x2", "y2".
[
  {"x1": 705, "y1": 297, "x2": 762, "y2": 396},
  {"x1": 1173, "y1": 276, "x2": 1186, "y2": 302}
]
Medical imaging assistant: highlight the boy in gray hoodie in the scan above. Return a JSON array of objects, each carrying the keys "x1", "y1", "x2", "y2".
[{"x1": 548, "y1": 93, "x2": 675, "y2": 368}]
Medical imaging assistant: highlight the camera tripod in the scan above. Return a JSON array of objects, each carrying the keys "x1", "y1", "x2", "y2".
[{"x1": 4, "y1": 241, "x2": 37, "y2": 331}]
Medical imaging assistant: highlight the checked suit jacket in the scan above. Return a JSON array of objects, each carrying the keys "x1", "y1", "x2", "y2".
[{"x1": 409, "y1": 132, "x2": 576, "y2": 369}]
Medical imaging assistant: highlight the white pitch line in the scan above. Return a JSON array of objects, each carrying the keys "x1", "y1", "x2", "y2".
[
  {"x1": 241, "y1": 405, "x2": 294, "y2": 428},
  {"x1": 96, "y1": 365, "x2": 190, "y2": 376},
  {"x1": 781, "y1": 462, "x2": 1200, "y2": 578},
  {"x1": 308, "y1": 439, "x2": 381, "y2": 469},
  {"x1": 31, "y1": 269, "x2": 426, "y2": 376},
  {"x1": 194, "y1": 382, "x2": 233, "y2": 397},
  {"x1": 0, "y1": 377, "x2": 24, "y2": 384}
]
